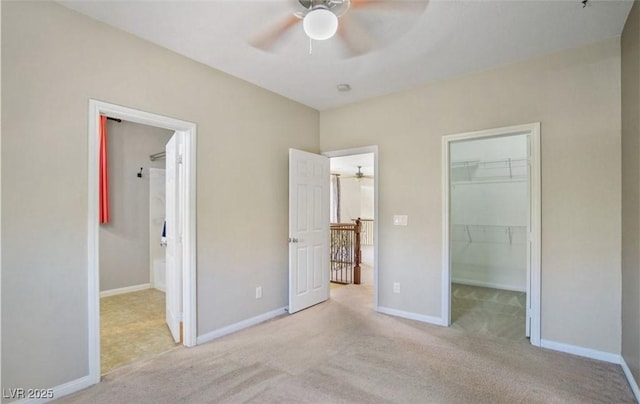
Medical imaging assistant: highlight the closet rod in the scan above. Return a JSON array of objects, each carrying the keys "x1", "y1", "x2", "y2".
[
  {"x1": 106, "y1": 117, "x2": 121, "y2": 123},
  {"x1": 149, "y1": 151, "x2": 166, "y2": 161}
]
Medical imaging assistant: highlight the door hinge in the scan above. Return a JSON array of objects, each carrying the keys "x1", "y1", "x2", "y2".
[{"x1": 177, "y1": 155, "x2": 183, "y2": 164}]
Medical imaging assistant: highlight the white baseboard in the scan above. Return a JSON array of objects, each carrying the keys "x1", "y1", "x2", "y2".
[
  {"x1": 620, "y1": 357, "x2": 640, "y2": 402},
  {"x1": 377, "y1": 306, "x2": 446, "y2": 326},
  {"x1": 99, "y1": 283, "x2": 150, "y2": 298},
  {"x1": 452, "y1": 277, "x2": 525, "y2": 293},
  {"x1": 196, "y1": 307, "x2": 287, "y2": 345},
  {"x1": 8, "y1": 375, "x2": 94, "y2": 403},
  {"x1": 540, "y1": 339, "x2": 620, "y2": 364}
]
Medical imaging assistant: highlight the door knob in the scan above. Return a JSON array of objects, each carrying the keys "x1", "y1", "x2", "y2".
[{"x1": 288, "y1": 237, "x2": 299, "y2": 243}]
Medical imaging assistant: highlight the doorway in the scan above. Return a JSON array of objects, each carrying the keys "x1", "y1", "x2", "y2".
[
  {"x1": 287, "y1": 146, "x2": 379, "y2": 315},
  {"x1": 442, "y1": 123, "x2": 541, "y2": 346},
  {"x1": 97, "y1": 118, "x2": 175, "y2": 374},
  {"x1": 87, "y1": 100, "x2": 197, "y2": 384},
  {"x1": 324, "y1": 146, "x2": 379, "y2": 309}
]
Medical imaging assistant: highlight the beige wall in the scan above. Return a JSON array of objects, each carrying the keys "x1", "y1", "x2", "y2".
[
  {"x1": 338, "y1": 177, "x2": 363, "y2": 222},
  {"x1": 320, "y1": 39, "x2": 622, "y2": 353},
  {"x1": 99, "y1": 120, "x2": 173, "y2": 292},
  {"x1": 0, "y1": 0, "x2": 629, "y2": 396},
  {"x1": 622, "y1": 0, "x2": 640, "y2": 387},
  {"x1": 1, "y1": 0, "x2": 3, "y2": 392},
  {"x1": 1, "y1": 1, "x2": 318, "y2": 393}
]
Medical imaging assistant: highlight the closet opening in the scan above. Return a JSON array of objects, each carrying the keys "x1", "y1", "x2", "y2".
[{"x1": 442, "y1": 124, "x2": 541, "y2": 346}]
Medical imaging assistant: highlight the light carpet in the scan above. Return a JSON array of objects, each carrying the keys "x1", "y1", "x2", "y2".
[
  {"x1": 451, "y1": 283, "x2": 526, "y2": 341},
  {"x1": 62, "y1": 281, "x2": 635, "y2": 403}
]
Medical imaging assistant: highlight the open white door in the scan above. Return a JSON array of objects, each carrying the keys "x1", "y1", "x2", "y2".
[
  {"x1": 165, "y1": 132, "x2": 183, "y2": 342},
  {"x1": 525, "y1": 134, "x2": 532, "y2": 338},
  {"x1": 289, "y1": 149, "x2": 330, "y2": 314}
]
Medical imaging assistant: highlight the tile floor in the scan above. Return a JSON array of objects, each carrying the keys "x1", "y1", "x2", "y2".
[{"x1": 100, "y1": 288, "x2": 178, "y2": 374}]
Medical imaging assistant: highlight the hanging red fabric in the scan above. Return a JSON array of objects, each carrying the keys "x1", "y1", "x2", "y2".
[{"x1": 99, "y1": 115, "x2": 110, "y2": 223}]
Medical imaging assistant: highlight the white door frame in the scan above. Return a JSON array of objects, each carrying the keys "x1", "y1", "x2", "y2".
[
  {"x1": 87, "y1": 100, "x2": 197, "y2": 384},
  {"x1": 322, "y1": 146, "x2": 379, "y2": 310},
  {"x1": 441, "y1": 123, "x2": 541, "y2": 346}
]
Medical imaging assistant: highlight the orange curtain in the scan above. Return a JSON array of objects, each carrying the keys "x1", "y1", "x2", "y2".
[{"x1": 99, "y1": 115, "x2": 110, "y2": 223}]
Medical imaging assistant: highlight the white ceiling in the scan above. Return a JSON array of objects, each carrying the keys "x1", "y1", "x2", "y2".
[
  {"x1": 330, "y1": 153, "x2": 374, "y2": 177},
  {"x1": 59, "y1": 0, "x2": 633, "y2": 111}
]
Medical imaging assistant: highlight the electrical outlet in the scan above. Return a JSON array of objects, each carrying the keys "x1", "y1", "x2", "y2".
[
  {"x1": 393, "y1": 282, "x2": 400, "y2": 294},
  {"x1": 255, "y1": 286, "x2": 262, "y2": 299}
]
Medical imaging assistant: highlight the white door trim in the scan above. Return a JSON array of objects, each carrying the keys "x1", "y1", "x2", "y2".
[
  {"x1": 441, "y1": 123, "x2": 541, "y2": 346},
  {"x1": 87, "y1": 100, "x2": 198, "y2": 385},
  {"x1": 322, "y1": 146, "x2": 379, "y2": 310}
]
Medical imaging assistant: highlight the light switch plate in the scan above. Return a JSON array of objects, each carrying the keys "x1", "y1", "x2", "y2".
[{"x1": 393, "y1": 215, "x2": 408, "y2": 226}]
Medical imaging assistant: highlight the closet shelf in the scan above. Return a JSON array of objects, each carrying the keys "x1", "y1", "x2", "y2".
[
  {"x1": 451, "y1": 224, "x2": 527, "y2": 245},
  {"x1": 451, "y1": 158, "x2": 528, "y2": 184}
]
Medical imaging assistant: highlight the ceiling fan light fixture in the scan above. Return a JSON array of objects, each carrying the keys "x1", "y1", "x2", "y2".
[{"x1": 303, "y1": 7, "x2": 338, "y2": 41}]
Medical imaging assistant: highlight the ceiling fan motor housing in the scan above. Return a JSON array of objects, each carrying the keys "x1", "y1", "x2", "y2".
[{"x1": 298, "y1": 0, "x2": 351, "y2": 17}]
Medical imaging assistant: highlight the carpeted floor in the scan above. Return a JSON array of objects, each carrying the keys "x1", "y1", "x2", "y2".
[
  {"x1": 100, "y1": 288, "x2": 178, "y2": 374},
  {"x1": 62, "y1": 281, "x2": 635, "y2": 403},
  {"x1": 331, "y1": 264, "x2": 374, "y2": 290},
  {"x1": 451, "y1": 283, "x2": 526, "y2": 341}
]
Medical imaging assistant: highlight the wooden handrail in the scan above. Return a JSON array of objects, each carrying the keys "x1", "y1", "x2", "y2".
[{"x1": 354, "y1": 218, "x2": 361, "y2": 284}]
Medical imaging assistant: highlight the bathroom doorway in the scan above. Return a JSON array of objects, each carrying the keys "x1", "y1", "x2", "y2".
[
  {"x1": 98, "y1": 118, "x2": 175, "y2": 374},
  {"x1": 87, "y1": 100, "x2": 197, "y2": 384}
]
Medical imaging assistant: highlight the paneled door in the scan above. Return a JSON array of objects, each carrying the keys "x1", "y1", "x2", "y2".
[
  {"x1": 165, "y1": 131, "x2": 184, "y2": 342},
  {"x1": 288, "y1": 149, "x2": 330, "y2": 314}
]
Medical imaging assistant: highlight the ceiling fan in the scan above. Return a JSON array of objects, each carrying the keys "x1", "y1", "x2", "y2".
[
  {"x1": 338, "y1": 165, "x2": 374, "y2": 180},
  {"x1": 250, "y1": 0, "x2": 427, "y2": 56}
]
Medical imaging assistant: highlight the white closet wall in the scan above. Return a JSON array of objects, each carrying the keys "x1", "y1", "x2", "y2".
[{"x1": 450, "y1": 135, "x2": 528, "y2": 292}]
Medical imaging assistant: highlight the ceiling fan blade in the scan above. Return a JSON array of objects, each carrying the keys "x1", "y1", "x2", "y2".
[
  {"x1": 338, "y1": 13, "x2": 373, "y2": 56},
  {"x1": 350, "y1": 0, "x2": 427, "y2": 13},
  {"x1": 341, "y1": 175, "x2": 374, "y2": 180},
  {"x1": 250, "y1": 14, "x2": 301, "y2": 51}
]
